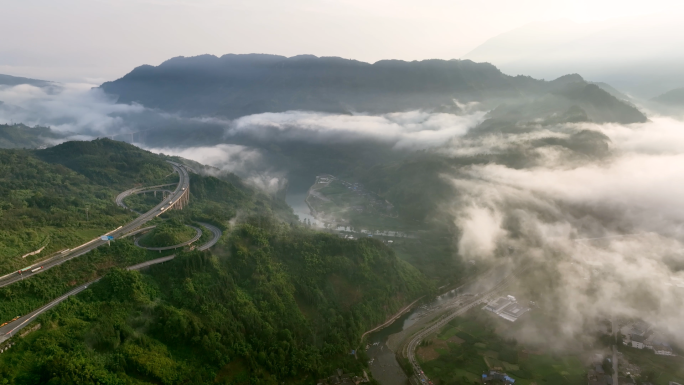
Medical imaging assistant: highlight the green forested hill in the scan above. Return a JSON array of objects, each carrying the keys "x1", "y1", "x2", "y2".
[
  {"x1": 652, "y1": 87, "x2": 684, "y2": 105},
  {"x1": 0, "y1": 220, "x2": 429, "y2": 384},
  {"x1": 0, "y1": 138, "x2": 284, "y2": 270},
  {"x1": 0, "y1": 139, "x2": 183, "y2": 272},
  {"x1": 35, "y1": 139, "x2": 173, "y2": 186},
  {"x1": 0, "y1": 148, "x2": 138, "y2": 269},
  {"x1": 0, "y1": 138, "x2": 431, "y2": 384},
  {"x1": 357, "y1": 128, "x2": 612, "y2": 224},
  {"x1": 0, "y1": 124, "x2": 66, "y2": 149}
]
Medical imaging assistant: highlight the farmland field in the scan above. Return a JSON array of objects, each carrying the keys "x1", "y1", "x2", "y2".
[{"x1": 420, "y1": 308, "x2": 586, "y2": 385}]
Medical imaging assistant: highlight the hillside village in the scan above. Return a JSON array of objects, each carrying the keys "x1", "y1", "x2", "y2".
[{"x1": 621, "y1": 321, "x2": 675, "y2": 357}]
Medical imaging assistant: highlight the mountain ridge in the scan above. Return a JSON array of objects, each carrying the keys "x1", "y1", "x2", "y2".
[
  {"x1": 0, "y1": 73, "x2": 55, "y2": 88},
  {"x1": 652, "y1": 87, "x2": 684, "y2": 105},
  {"x1": 100, "y1": 53, "x2": 646, "y2": 124}
]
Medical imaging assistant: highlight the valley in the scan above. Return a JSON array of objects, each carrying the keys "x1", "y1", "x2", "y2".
[
  {"x1": 0, "y1": 26, "x2": 683, "y2": 383},
  {"x1": 0, "y1": 139, "x2": 432, "y2": 383}
]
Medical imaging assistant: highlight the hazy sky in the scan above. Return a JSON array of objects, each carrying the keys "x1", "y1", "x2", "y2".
[{"x1": 1, "y1": 0, "x2": 682, "y2": 83}]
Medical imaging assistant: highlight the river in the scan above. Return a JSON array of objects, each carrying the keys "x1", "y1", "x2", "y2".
[
  {"x1": 365, "y1": 263, "x2": 512, "y2": 385},
  {"x1": 285, "y1": 180, "x2": 510, "y2": 384},
  {"x1": 285, "y1": 191, "x2": 325, "y2": 227},
  {"x1": 366, "y1": 287, "x2": 470, "y2": 385}
]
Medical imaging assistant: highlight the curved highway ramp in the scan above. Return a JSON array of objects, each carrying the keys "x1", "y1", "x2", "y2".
[
  {"x1": 0, "y1": 222, "x2": 222, "y2": 343},
  {"x1": 0, "y1": 161, "x2": 190, "y2": 289}
]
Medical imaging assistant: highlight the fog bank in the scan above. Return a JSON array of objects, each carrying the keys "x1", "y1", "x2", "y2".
[
  {"x1": 228, "y1": 110, "x2": 487, "y2": 150},
  {"x1": 450, "y1": 117, "x2": 684, "y2": 348}
]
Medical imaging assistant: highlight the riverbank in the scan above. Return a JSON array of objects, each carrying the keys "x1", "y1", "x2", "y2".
[
  {"x1": 361, "y1": 297, "x2": 424, "y2": 342},
  {"x1": 304, "y1": 175, "x2": 333, "y2": 221},
  {"x1": 364, "y1": 288, "x2": 476, "y2": 385},
  {"x1": 388, "y1": 292, "x2": 468, "y2": 353}
]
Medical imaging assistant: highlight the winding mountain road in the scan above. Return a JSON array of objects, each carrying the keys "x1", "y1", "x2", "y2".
[
  {"x1": 0, "y1": 161, "x2": 189, "y2": 288},
  {"x1": 0, "y1": 162, "x2": 231, "y2": 345},
  {"x1": 196, "y1": 222, "x2": 222, "y2": 251},
  {"x1": 0, "y1": 222, "x2": 222, "y2": 343},
  {"x1": 116, "y1": 185, "x2": 175, "y2": 215}
]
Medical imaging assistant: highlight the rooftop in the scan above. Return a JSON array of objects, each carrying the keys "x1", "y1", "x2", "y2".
[
  {"x1": 631, "y1": 334, "x2": 646, "y2": 343},
  {"x1": 484, "y1": 296, "x2": 530, "y2": 322},
  {"x1": 484, "y1": 297, "x2": 512, "y2": 313}
]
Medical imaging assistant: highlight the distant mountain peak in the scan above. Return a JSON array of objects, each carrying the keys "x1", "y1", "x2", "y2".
[
  {"x1": 552, "y1": 73, "x2": 584, "y2": 83},
  {"x1": 652, "y1": 87, "x2": 684, "y2": 105},
  {"x1": 0, "y1": 74, "x2": 55, "y2": 88},
  {"x1": 100, "y1": 53, "x2": 646, "y2": 124}
]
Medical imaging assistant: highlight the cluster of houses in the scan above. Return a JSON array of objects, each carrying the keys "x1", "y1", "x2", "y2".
[
  {"x1": 317, "y1": 369, "x2": 369, "y2": 385},
  {"x1": 621, "y1": 321, "x2": 675, "y2": 356},
  {"x1": 587, "y1": 363, "x2": 613, "y2": 385},
  {"x1": 481, "y1": 370, "x2": 516, "y2": 384},
  {"x1": 483, "y1": 295, "x2": 530, "y2": 322}
]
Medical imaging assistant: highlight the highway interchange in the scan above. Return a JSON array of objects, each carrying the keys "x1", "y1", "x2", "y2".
[
  {"x1": 0, "y1": 159, "x2": 572, "y2": 383},
  {"x1": 0, "y1": 161, "x2": 223, "y2": 343},
  {"x1": 0, "y1": 161, "x2": 189, "y2": 288}
]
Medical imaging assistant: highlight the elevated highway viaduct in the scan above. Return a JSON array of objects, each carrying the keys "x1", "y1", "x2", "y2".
[{"x1": 0, "y1": 161, "x2": 190, "y2": 288}]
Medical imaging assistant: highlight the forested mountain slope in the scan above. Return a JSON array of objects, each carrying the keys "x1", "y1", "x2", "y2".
[
  {"x1": 1, "y1": 223, "x2": 429, "y2": 384},
  {"x1": 357, "y1": 128, "x2": 612, "y2": 223},
  {"x1": 0, "y1": 146, "x2": 144, "y2": 271},
  {"x1": 652, "y1": 87, "x2": 684, "y2": 106},
  {"x1": 100, "y1": 54, "x2": 646, "y2": 124},
  {"x1": 0, "y1": 124, "x2": 65, "y2": 149},
  {"x1": 0, "y1": 139, "x2": 431, "y2": 384}
]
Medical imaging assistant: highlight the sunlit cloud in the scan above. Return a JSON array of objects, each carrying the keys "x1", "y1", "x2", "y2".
[
  {"x1": 444, "y1": 116, "x2": 684, "y2": 347},
  {"x1": 228, "y1": 110, "x2": 487, "y2": 150}
]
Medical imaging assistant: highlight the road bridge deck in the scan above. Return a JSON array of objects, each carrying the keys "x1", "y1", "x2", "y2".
[
  {"x1": 0, "y1": 221, "x2": 221, "y2": 343},
  {"x1": 0, "y1": 161, "x2": 190, "y2": 289}
]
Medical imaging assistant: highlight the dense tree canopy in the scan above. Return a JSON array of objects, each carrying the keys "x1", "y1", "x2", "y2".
[{"x1": 0, "y1": 139, "x2": 432, "y2": 383}]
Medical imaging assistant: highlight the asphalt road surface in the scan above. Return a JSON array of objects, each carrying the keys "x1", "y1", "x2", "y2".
[
  {"x1": 197, "y1": 222, "x2": 222, "y2": 251},
  {"x1": 0, "y1": 219, "x2": 222, "y2": 343},
  {"x1": 0, "y1": 280, "x2": 96, "y2": 342},
  {"x1": 0, "y1": 161, "x2": 189, "y2": 289},
  {"x1": 405, "y1": 264, "x2": 524, "y2": 384},
  {"x1": 116, "y1": 186, "x2": 175, "y2": 214}
]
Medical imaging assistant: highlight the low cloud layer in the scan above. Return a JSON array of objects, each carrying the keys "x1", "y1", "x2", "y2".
[
  {"x1": 144, "y1": 144, "x2": 287, "y2": 194},
  {"x1": 0, "y1": 83, "x2": 144, "y2": 135},
  {"x1": 228, "y1": 110, "x2": 487, "y2": 150},
  {"x1": 3, "y1": 79, "x2": 684, "y2": 350},
  {"x1": 449, "y1": 117, "x2": 684, "y2": 348}
]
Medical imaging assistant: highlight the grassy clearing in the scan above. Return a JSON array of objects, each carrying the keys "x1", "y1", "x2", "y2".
[{"x1": 137, "y1": 220, "x2": 197, "y2": 248}]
